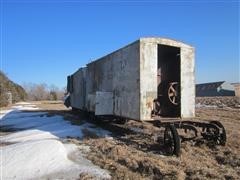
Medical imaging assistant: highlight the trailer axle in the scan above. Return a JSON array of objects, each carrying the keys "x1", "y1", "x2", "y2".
[{"x1": 152, "y1": 120, "x2": 226, "y2": 156}]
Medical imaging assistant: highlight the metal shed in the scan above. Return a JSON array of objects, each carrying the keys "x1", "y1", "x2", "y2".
[
  {"x1": 196, "y1": 81, "x2": 235, "y2": 97},
  {"x1": 67, "y1": 37, "x2": 195, "y2": 121}
]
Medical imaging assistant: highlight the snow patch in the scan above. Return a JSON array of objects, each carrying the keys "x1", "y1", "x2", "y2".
[
  {"x1": 2, "y1": 129, "x2": 58, "y2": 143},
  {"x1": 0, "y1": 109, "x2": 13, "y2": 119},
  {"x1": 1, "y1": 112, "x2": 110, "y2": 139},
  {"x1": 1, "y1": 139, "x2": 110, "y2": 179},
  {"x1": 0, "y1": 103, "x2": 111, "y2": 179}
]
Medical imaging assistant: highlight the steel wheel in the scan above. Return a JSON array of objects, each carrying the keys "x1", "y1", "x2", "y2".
[
  {"x1": 210, "y1": 121, "x2": 226, "y2": 146},
  {"x1": 164, "y1": 124, "x2": 181, "y2": 156},
  {"x1": 168, "y1": 82, "x2": 179, "y2": 105}
]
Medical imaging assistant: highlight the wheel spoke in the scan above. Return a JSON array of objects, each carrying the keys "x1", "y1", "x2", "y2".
[
  {"x1": 168, "y1": 82, "x2": 179, "y2": 105},
  {"x1": 172, "y1": 96, "x2": 176, "y2": 103},
  {"x1": 170, "y1": 86, "x2": 176, "y2": 93}
]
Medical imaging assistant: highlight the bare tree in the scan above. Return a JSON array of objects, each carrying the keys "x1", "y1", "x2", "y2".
[
  {"x1": 22, "y1": 83, "x2": 65, "y2": 101},
  {"x1": 34, "y1": 83, "x2": 49, "y2": 100}
]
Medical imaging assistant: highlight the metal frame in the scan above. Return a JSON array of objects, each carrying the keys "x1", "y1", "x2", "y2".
[{"x1": 151, "y1": 119, "x2": 226, "y2": 156}]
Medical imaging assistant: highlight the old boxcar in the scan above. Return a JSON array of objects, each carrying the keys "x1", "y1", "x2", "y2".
[{"x1": 65, "y1": 37, "x2": 226, "y2": 156}]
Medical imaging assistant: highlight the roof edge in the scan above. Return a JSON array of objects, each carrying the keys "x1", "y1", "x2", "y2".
[{"x1": 139, "y1": 37, "x2": 194, "y2": 49}]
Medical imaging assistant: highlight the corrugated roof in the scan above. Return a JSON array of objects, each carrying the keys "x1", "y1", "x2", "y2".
[{"x1": 196, "y1": 81, "x2": 225, "y2": 91}]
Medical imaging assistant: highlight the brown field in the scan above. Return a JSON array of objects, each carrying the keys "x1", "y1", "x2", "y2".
[{"x1": 31, "y1": 99, "x2": 240, "y2": 179}]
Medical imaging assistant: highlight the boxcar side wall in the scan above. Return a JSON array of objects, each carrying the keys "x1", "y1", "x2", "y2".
[
  {"x1": 86, "y1": 55, "x2": 113, "y2": 112},
  {"x1": 70, "y1": 68, "x2": 87, "y2": 110},
  {"x1": 84, "y1": 41, "x2": 141, "y2": 120},
  {"x1": 112, "y1": 41, "x2": 140, "y2": 119}
]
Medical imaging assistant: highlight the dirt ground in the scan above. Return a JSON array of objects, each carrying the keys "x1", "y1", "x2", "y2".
[{"x1": 30, "y1": 99, "x2": 240, "y2": 179}]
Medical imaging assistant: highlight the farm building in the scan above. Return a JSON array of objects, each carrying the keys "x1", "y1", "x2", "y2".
[{"x1": 196, "y1": 81, "x2": 235, "y2": 97}]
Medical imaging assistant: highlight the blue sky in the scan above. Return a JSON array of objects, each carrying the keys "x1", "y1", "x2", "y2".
[{"x1": 1, "y1": 1, "x2": 239, "y2": 88}]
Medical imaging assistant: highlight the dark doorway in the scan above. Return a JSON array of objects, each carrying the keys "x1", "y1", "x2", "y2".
[{"x1": 153, "y1": 45, "x2": 181, "y2": 117}]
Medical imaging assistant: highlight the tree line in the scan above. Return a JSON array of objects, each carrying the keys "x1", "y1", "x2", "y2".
[
  {"x1": 0, "y1": 71, "x2": 66, "y2": 107},
  {"x1": 22, "y1": 83, "x2": 66, "y2": 101}
]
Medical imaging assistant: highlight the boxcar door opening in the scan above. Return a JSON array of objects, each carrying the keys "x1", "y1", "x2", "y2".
[{"x1": 153, "y1": 45, "x2": 181, "y2": 118}]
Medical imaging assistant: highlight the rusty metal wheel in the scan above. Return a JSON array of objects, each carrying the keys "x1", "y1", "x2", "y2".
[
  {"x1": 210, "y1": 121, "x2": 226, "y2": 146},
  {"x1": 168, "y1": 82, "x2": 179, "y2": 105},
  {"x1": 164, "y1": 124, "x2": 181, "y2": 156}
]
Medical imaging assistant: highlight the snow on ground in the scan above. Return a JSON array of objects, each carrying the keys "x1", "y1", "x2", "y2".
[
  {"x1": 195, "y1": 103, "x2": 218, "y2": 108},
  {"x1": 0, "y1": 102, "x2": 111, "y2": 179},
  {"x1": 0, "y1": 102, "x2": 39, "y2": 120},
  {"x1": 0, "y1": 109, "x2": 13, "y2": 119}
]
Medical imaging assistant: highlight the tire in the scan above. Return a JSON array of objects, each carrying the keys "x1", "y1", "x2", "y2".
[
  {"x1": 210, "y1": 121, "x2": 226, "y2": 146},
  {"x1": 164, "y1": 124, "x2": 181, "y2": 156}
]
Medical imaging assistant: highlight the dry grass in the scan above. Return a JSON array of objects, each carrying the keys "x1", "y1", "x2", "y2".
[{"x1": 32, "y1": 100, "x2": 68, "y2": 110}]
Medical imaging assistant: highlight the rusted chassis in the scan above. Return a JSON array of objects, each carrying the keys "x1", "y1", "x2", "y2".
[
  {"x1": 84, "y1": 110, "x2": 227, "y2": 157},
  {"x1": 152, "y1": 119, "x2": 226, "y2": 156}
]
